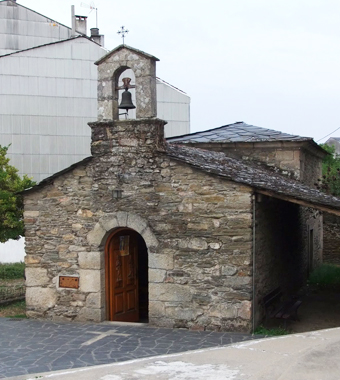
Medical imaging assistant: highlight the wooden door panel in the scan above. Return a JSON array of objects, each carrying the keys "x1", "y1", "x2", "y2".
[
  {"x1": 126, "y1": 289, "x2": 137, "y2": 311},
  {"x1": 114, "y1": 293, "x2": 124, "y2": 314},
  {"x1": 114, "y1": 250, "x2": 123, "y2": 288},
  {"x1": 106, "y1": 229, "x2": 139, "y2": 322},
  {"x1": 126, "y1": 254, "x2": 135, "y2": 285}
]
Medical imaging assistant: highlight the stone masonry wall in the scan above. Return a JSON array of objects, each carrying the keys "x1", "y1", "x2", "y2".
[
  {"x1": 233, "y1": 146, "x2": 301, "y2": 180},
  {"x1": 186, "y1": 143, "x2": 303, "y2": 180},
  {"x1": 323, "y1": 213, "x2": 340, "y2": 265},
  {"x1": 300, "y1": 150, "x2": 323, "y2": 187},
  {"x1": 24, "y1": 119, "x2": 254, "y2": 332},
  {"x1": 186, "y1": 142, "x2": 323, "y2": 187}
]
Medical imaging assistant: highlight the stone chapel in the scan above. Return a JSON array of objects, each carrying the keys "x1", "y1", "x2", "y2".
[{"x1": 23, "y1": 45, "x2": 340, "y2": 332}]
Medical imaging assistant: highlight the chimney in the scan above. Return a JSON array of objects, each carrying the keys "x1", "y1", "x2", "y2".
[
  {"x1": 75, "y1": 15, "x2": 87, "y2": 35},
  {"x1": 90, "y1": 27, "x2": 105, "y2": 47},
  {"x1": 71, "y1": 5, "x2": 76, "y2": 37}
]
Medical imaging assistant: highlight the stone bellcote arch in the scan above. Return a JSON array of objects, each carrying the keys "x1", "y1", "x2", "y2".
[
  {"x1": 87, "y1": 211, "x2": 159, "y2": 250},
  {"x1": 95, "y1": 45, "x2": 159, "y2": 121}
]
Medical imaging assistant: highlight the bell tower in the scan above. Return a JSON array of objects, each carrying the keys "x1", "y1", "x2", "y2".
[
  {"x1": 95, "y1": 44, "x2": 159, "y2": 121},
  {"x1": 89, "y1": 45, "x2": 166, "y2": 158}
]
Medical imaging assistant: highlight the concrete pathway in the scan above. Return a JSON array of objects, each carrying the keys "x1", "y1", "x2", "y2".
[
  {"x1": 5, "y1": 327, "x2": 340, "y2": 380},
  {"x1": 0, "y1": 317, "x2": 258, "y2": 379}
]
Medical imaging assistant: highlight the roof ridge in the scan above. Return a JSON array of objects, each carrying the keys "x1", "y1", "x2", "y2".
[
  {"x1": 167, "y1": 122, "x2": 245, "y2": 141},
  {"x1": 0, "y1": 35, "x2": 106, "y2": 58},
  {"x1": 167, "y1": 122, "x2": 313, "y2": 143}
]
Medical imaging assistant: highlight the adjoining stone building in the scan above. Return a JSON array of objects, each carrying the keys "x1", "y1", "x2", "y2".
[
  {"x1": 23, "y1": 45, "x2": 340, "y2": 333},
  {"x1": 319, "y1": 137, "x2": 340, "y2": 265}
]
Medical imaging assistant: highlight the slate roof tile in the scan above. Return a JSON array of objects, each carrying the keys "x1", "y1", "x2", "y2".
[
  {"x1": 23, "y1": 130, "x2": 339, "y2": 214},
  {"x1": 166, "y1": 143, "x2": 340, "y2": 212},
  {"x1": 168, "y1": 122, "x2": 312, "y2": 144}
]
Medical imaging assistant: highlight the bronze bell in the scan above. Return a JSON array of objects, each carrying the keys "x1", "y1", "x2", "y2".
[{"x1": 118, "y1": 77, "x2": 136, "y2": 112}]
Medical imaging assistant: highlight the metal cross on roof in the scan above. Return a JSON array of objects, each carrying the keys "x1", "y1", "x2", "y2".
[{"x1": 117, "y1": 26, "x2": 129, "y2": 44}]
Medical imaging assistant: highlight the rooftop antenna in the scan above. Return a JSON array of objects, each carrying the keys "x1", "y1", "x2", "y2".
[
  {"x1": 80, "y1": 1, "x2": 98, "y2": 28},
  {"x1": 117, "y1": 26, "x2": 129, "y2": 44}
]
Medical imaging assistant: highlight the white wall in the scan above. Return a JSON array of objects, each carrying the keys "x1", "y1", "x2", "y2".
[
  {"x1": 1, "y1": 39, "x2": 191, "y2": 183},
  {"x1": 0, "y1": 37, "x2": 105, "y2": 182},
  {"x1": 0, "y1": 1, "x2": 72, "y2": 56},
  {"x1": 0, "y1": 237, "x2": 25, "y2": 263}
]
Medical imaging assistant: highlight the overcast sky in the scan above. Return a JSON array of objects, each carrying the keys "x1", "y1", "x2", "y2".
[{"x1": 18, "y1": 0, "x2": 340, "y2": 142}]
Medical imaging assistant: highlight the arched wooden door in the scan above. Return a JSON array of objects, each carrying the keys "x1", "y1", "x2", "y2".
[{"x1": 105, "y1": 228, "x2": 140, "y2": 322}]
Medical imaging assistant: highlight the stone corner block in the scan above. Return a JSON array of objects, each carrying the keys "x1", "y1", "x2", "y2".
[
  {"x1": 25, "y1": 267, "x2": 49, "y2": 287},
  {"x1": 75, "y1": 307, "x2": 104, "y2": 322},
  {"x1": 116, "y1": 211, "x2": 128, "y2": 227},
  {"x1": 26, "y1": 287, "x2": 57, "y2": 309},
  {"x1": 149, "y1": 252, "x2": 173, "y2": 270},
  {"x1": 149, "y1": 268, "x2": 166, "y2": 283},
  {"x1": 79, "y1": 269, "x2": 102, "y2": 293},
  {"x1": 149, "y1": 300, "x2": 165, "y2": 317},
  {"x1": 87, "y1": 223, "x2": 106, "y2": 247},
  {"x1": 86, "y1": 292, "x2": 105, "y2": 308},
  {"x1": 126, "y1": 213, "x2": 148, "y2": 234},
  {"x1": 79, "y1": 251, "x2": 103, "y2": 270},
  {"x1": 99, "y1": 214, "x2": 119, "y2": 232},
  {"x1": 141, "y1": 227, "x2": 159, "y2": 248}
]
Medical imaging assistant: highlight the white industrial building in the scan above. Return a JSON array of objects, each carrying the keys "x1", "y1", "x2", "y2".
[
  {"x1": 0, "y1": 0, "x2": 190, "y2": 183},
  {"x1": 0, "y1": 0, "x2": 190, "y2": 262}
]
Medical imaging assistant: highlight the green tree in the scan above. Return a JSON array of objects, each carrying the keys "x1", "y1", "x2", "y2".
[
  {"x1": 315, "y1": 144, "x2": 340, "y2": 196},
  {"x1": 0, "y1": 145, "x2": 35, "y2": 242}
]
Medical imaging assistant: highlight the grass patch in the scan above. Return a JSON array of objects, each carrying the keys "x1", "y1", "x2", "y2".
[
  {"x1": 308, "y1": 264, "x2": 340, "y2": 289},
  {"x1": 0, "y1": 300, "x2": 26, "y2": 318},
  {"x1": 0, "y1": 262, "x2": 25, "y2": 280},
  {"x1": 9, "y1": 314, "x2": 27, "y2": 319},
  {"x1": 254, "y1": 325, "x2": 289, "y2": 336}
]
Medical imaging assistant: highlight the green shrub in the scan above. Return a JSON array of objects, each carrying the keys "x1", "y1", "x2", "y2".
[
  {"x1": 308, "y1": 264, "x2": 340, "y2": 288},
  {"x1": 0, "y1": 262, "x2": 25, "y2": 279},
  {"x1": 254, "y1": 325, "x2": 289, "y2": 336}
]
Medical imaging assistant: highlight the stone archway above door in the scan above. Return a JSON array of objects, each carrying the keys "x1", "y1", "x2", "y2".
[{"x1": 87, "y1": 211, "x2": 159, "y2": 250}]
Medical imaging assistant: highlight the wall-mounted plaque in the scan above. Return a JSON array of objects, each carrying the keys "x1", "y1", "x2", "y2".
[
  {"x1": 59, "y1": 276, "x2": 79, "y2": 289},
  {"x1": 119, "y1": 235, "x2": 130, "y2": 256}
]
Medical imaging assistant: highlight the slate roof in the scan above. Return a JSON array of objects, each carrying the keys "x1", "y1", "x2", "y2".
[
  {"x1": 23, "y1": 137, "x2": 340, "y2": 214},
  {"x1": 166, "y1": 144, "x2": 340, "y2": 212},
  {"x1": 167, "y1": 122, "x2": 312, "y2": 144},
  {"x1": 23, "y1": 157, "x2": 93, "y2": 193}
]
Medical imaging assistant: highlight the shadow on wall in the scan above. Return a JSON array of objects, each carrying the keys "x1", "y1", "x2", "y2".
[{"x1": 0, "y1": 237, "x2": 25, "y2": 263}]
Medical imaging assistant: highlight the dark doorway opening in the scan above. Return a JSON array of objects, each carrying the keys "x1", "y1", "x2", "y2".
[{"x1": 137, "y1": 233, "x2": 148, "y2": 322}]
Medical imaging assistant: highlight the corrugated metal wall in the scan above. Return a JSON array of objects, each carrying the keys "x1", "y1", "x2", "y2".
[
  {"x1": 0, "y1": 37, "x2": 102, "y2": 182},
  {"x1": 0, "y1": 0, "x2": 72, "y2": 56},
  {"x1": 157, "y1": 79, "x2": 190, "y2": 137},
  {"x1": 0, "y1": 2, "x2": 190, "y2": 183}
]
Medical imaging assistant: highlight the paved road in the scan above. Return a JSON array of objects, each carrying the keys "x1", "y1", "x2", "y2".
[
  {"x1": 0, "y1": 317, "x2": 260, "y2": 379},
  {"x1": 6, "y1": 327, "x2": 337, "y2": 380}
]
